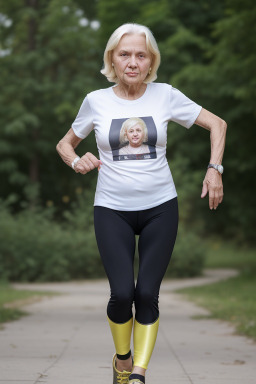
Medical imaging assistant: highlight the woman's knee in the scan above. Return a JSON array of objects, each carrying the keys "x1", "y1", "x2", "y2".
[
  {"x1": 134, "y1": 288, "x2": 159, "y2": 323},
  {"x1": 107, "y1": 287, "x2": 135, "y2": 323},
  {"x1": 111, "y1": 288, "x2": 135, "y2": 306}
]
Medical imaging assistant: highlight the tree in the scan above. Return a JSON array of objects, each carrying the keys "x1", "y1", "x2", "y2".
[
  {"x1": 172, "y1": 0, "x2": 256, "y2": 243},
  {"x1": 0, "y1": 0, "x2": 102, "y2": 208}
]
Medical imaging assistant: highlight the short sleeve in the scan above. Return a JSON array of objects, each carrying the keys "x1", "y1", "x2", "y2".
[
  {"x1": 169, "y1": 86, "x2": 202, "y2": 129},
  {"x1": 71, "y1": 96, "x2": 94, "y2": 139}
]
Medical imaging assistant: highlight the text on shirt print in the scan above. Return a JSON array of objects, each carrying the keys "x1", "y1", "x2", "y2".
[{"x1": 109, "y1": 116, "x2": 157, "y2": 161}]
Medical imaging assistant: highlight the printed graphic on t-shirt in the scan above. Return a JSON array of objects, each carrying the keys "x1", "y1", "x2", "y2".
[{"x1": 109, "y1": 116, "x2": 157, "y2": 161}]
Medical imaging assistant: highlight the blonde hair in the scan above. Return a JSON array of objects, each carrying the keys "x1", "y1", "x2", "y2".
[
  {"x1": 120, "y1": 117, "x2": 148, "y2": 144},
  {"x1": 101, "y1": 23, "x2": 161, "y2": 84}
]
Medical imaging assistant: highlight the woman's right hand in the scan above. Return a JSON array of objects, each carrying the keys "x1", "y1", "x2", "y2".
[{"x1": 74, "y1": 152, "x2": 102, "y2": 174}]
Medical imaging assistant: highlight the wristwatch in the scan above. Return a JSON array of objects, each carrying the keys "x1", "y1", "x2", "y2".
[{"x1": 207, "y1": 163, "x2": 224, "y2": 174}]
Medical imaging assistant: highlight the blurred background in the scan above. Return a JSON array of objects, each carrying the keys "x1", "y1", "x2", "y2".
[{"x1": 0, "y1": 0, "x2": 255, "y2": 283}]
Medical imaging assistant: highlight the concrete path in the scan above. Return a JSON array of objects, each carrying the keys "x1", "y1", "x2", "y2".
[{"x1": 0, "y1": 269, "x2": 256, "y2": 384}]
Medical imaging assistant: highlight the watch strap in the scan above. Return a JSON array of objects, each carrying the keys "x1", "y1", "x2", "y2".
[
  {"x1": 208, "y1": 163, "x2": 218, "y2": 170},
  {"x1": 207, "y1": 163, "x2": 223, "y2": 174}
]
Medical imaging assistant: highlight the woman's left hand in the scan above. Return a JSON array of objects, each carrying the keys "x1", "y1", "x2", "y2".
[{"x1": 201, "y1": 168, "x2": 224, "y2": 210}]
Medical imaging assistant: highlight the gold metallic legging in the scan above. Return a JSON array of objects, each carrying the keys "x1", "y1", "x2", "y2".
[
  {"x1": 94, "y1": 198, "x2": 178, "y2": 369},
  {"x1": 108, "y1": 316, "x2": 159, "y2": 369}
]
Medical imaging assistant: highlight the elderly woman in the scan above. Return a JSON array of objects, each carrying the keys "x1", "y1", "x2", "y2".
[
  {"x1": 119, "y1": 117, "x2": 150, "y2": 156},
  {"x1": 56, "y1": 23, "x2": 227, "y2": 384}
]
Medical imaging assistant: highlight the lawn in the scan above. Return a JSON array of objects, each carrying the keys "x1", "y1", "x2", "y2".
[
  {"x1": 0, "y1": 282, "x2": 55, "y2": 325},
  {"x1": 204, "y1": 238, "x2": 256, "y2": 272},
  {"x1": 176, "y1": 239, "x2": 256, "y2": 340},
  {"x1": 177, "y1": 274, "x2": 256, "y2": 340}
]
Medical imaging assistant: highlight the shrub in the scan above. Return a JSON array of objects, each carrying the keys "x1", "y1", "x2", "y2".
[
  {"x1": 165, "y1": 223, "x2": 206, "y2": 277},
  {"x1": 0, "y1": 196, "x2": 205, "y2": 282},
  {"x1": 0, "y1": 199, "x2": 105, "y2": 281}
]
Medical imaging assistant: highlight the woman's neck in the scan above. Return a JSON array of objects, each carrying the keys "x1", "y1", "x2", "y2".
[{"x1": 113, "y1": 82, "x2": 147, "y2": 100}]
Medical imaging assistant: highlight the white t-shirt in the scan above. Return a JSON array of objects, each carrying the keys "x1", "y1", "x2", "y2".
[{"x1": 72, "y1": 82, "x2": 202, "y2": 211}]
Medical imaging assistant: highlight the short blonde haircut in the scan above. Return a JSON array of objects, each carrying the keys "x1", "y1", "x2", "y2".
[
  {"x1": 101, "y1": 23, "x2": 161, "y2": 84},
  {"x1": 120, "y1": 117, "x2": 148, "y2": 144}
]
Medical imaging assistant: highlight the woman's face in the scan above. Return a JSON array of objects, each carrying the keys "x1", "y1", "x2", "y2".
[
  {"x1": 126, "y1": 124, "x2": 145, "y2": 147},
  {"x1": 112, "y1": 34, "x2": 152, "y2": 87}
]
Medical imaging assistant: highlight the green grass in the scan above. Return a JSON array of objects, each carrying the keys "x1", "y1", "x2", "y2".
[
  {"x1": 204, "y1": 238, "x2": 256, "y2": 271},
  {"x1": 177, "y1": 273, "x2": 256, "y2": 340},
  {"x1": 0, "y1": 282, "x2": 56, "y2": 325},
  {"x1": 176, "y1": 239, "x2": 256, "y2": 340}
]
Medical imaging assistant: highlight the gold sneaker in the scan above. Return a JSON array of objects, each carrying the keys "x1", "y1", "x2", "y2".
[
  {"x1": 128, "y1": 380, "x2": 144, "y2": 384},
  {"x1": 112, "y1": 353, "x2": 133, "y2": 384}
]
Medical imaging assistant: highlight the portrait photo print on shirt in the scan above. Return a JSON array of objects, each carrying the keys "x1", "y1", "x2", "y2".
[{"x1": 109, "y1": 116, "x2": 157, "y2": 161}]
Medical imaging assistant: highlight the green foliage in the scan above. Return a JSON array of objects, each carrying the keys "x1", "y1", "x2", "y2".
[
  {"x1": 172, "y1": 0, "x2": 256, "y2": 243},
  {"x1": 0, "y1": 195, "x2": 205, "y2": 281},
  {"x1": 0, "y1": 198, "x2": 105, "y2": 282},
  {"x1": 203, "y1": 238, "x2": 256, "y2": 274},
  {"x1": 165, "y1": 224, "x2": 206, "y2": 277},
  {"x1": 0, "y1": 0, "x2": 103, "y2": 206},
  {"x1": 0, "y1": 0, "x2": 255, "y2": 272}
]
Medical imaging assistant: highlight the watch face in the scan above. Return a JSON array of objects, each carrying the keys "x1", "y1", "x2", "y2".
[{"x1": 217, "y1": 165, "x2": 224, "y2": 174}]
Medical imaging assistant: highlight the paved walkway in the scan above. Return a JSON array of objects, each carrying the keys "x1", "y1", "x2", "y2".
[{"x1": 0, "y1": 269, "x2": 256, "y2": 384}]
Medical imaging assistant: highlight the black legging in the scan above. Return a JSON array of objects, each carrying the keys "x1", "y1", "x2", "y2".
[{"x1": 94, "y1": 197, "x2": 178, "y2": 325}]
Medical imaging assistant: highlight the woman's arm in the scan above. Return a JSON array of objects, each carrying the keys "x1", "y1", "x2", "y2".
[
  {"x1": 194, "y1": 108, "x2": 227, "y2": 210},
  {"x1": 56, "y1": 128, "x2": 102, "y2": 174}
]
